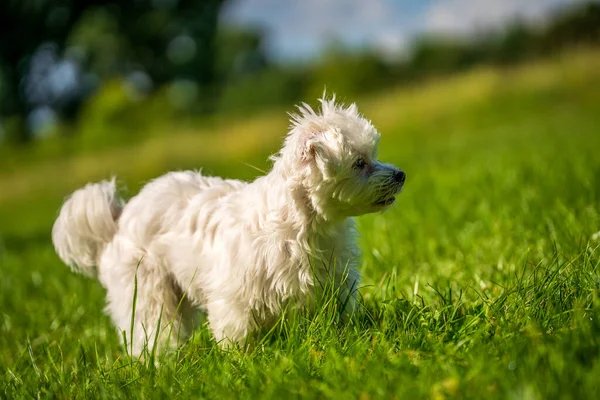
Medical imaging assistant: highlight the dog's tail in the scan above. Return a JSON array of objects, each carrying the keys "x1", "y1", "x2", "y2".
[{"x1": 52, "y1": 179, "x2": 125, "y2": 278}]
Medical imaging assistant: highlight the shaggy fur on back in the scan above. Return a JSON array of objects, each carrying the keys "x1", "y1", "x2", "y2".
[{"x1": 52, "y1": 95, "x2": 405, "y2": 356}]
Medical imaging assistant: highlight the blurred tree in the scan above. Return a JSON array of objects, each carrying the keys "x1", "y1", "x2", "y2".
[
  {"x1": 410, "y1": 37, "x2": 479, "y2": 75},
  {"x1": 306, "y1": 41, "x2": 391, "y2": 100},
  {"x1": 491, "y1": 22, "x2": 537, "y2": 64},
  {"x1": 215, "y1": 26, "x2": 268, "y2": 82},
  {"x1": 213, "y1": 25, "x2": 307, "y2": 114},
  {"x1": 0, "y1": 0, "x2": 225, "y2": 143},
  {"x1": 541, "y1": 2, "x2": 600, "y2": 51}
]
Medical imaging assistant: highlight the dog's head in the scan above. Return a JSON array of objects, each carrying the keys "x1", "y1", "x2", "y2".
[{"x1": 277, "y1": 94, "x2": 405, "y2": 220}]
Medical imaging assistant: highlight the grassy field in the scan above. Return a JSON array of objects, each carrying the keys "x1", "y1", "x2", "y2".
[{"x1": 1, "y1": 50, "x2": 600, "y2": 399}]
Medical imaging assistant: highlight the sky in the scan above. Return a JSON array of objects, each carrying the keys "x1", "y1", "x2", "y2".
[{"x1": 220, "y1": 0, "x2": 590, "y2": 61}]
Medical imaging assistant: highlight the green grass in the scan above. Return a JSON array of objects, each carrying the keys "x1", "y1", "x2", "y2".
[{"x1": 1, "y1": 50, "x2": 600, "y2": 399}]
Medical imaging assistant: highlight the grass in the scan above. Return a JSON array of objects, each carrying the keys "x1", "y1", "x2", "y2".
[{"x1": 1, "y1": 49, "x2": 600, "y2": 398}]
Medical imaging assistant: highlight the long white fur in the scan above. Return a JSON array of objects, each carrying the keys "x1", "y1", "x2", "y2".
[{"x1": 52, "y1": 95, "x2": 404, "y2": 356}]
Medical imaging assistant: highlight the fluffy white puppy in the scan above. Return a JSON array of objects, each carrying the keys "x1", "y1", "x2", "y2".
[{"x1": 52, "y1": 96, "x2": 405, "y2": 356}]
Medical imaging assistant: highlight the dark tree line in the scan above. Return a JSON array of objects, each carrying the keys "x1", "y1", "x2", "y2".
[
  {"x1": 0, "y1": 0, "x2": 225, "y2": 142},
  {"x1": 408, "y1": 2, "x2": 600, "y2": 75},
  {"x1": 0, "y1": 1, "x2": 598, "y2": 146}
]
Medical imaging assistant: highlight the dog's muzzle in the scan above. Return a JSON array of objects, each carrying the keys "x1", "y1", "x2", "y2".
[{"x1": 372, "y1": 168, "x2": 405, "y2": 207}]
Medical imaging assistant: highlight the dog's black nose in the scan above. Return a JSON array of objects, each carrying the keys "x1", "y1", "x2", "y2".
[{"x1": 394, "y1": 170, "x2": 406, "y2": 185}]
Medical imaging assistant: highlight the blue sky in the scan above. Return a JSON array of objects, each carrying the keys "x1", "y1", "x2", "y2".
[{"x1": 221, "y1": 0, "x2": 588, "y2": 61}]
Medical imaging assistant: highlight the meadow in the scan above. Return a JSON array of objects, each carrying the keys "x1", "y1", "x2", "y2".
[{"x1": 1, "y1": 49, "x2": 599, "y2": 399}]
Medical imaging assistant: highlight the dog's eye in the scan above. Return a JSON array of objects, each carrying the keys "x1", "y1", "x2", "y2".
[{"x1": 354, "y1": 158, "x2": 367, "y2": 170}]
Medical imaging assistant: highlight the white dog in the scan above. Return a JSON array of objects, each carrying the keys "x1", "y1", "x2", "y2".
[{"x1": 52, "y1": 95, "x2": 405, "y2": 356}]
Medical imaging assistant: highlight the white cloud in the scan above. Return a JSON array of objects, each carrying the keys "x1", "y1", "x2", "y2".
[
  {"x1": 221, "y1": 0, "x2": 415, "y2": 60},
  {"x1": 373, "y1": 30, "x2": 411, "y2": 60},
  {"x1": 221, "y1": 0, "x2": 587, "y2": 60},
  {"x1": 426, "y1": 0, "x2": 587, "y2": 35}
]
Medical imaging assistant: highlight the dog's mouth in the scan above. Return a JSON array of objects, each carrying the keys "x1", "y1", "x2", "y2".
[
  {"x1": 373, "y1": 196, "x2": 396, "y2": 207},
  {"x1": 373, "y1": 183, "x2": 404, "y2": 207}
]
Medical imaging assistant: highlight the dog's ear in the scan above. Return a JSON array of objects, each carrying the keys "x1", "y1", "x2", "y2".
[
  {"x1": 302, "y1": 131, "x2": 319, "y2": 161},
  {"x1": 301, "y1": 127, "x2": 335, "y2": 163},
  {"x1": 300, "y1": 128, "x2": 340, "y2": 182},
  {"x1": 288, "y1": 101, "x2": 339, "y2": 164},
  {"x1": 289, "y1": 103, "x2": 324, "y2": 162}
]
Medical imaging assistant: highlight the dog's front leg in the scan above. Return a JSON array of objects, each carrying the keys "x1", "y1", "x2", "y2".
[
  {"x1": 334, "y1": 259, "x2": 361, "y2": 321},
  {"x1": 206, "y1": 299, "x2": 253, "y2": 347}
]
